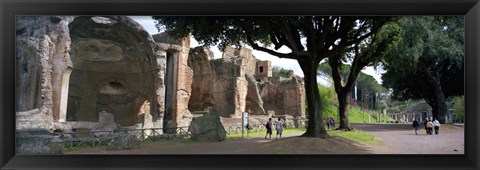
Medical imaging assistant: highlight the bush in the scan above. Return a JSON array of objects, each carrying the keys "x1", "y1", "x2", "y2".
[
  {"x1": 453, "y1": 96, "x2": 464, "y2": 122},
  {"x1": 318, "y1": 84, "x2": 338, "y2": 120}
]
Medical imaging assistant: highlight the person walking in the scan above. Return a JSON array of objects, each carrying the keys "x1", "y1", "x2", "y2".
[
  {"x1": 331, "y1": 117, "x2": 336, "y2": 129},
  {"x1": 326, "y1": 117, "x2": 331, "y2": 129},
  {"x1": 426, "y1": 119, "x2": 434, "y2": 135},
  {"x1": 412, "y1": 119, "x2": 420, "y2": 135},
  {"x1": 432, "y1": 118, "x2": 441, "y2": 135},
  {"x1": 423, "y1": 118, "x2": 429, "y2": 134},
  {"x1": 275, "y1": 118, "x2": 283, "y2": 139},
  {"x1": 265, "y1": 118, "x2": 273, "y2": 139}
]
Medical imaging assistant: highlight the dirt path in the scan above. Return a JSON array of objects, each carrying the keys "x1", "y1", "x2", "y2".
[
  {"x1": 65, "y1": 123, "x2": 464, "y2": 154},
  {"x1": 352, "y1": 123, "x2": 464, "y2": 154}
]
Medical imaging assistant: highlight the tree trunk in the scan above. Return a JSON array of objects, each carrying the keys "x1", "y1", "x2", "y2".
[
  {"x1": 300, "y1": 60, "x2": 329, "y2": 138},
  {"x1": 432, "y1": 71, "x2": 448, "y2": 123},
  {"x1": 336, "y1": 89, "x2": 354, "y2": 130},
  {"x1": 328, "y1": 57, "x2": 356, "y2": 131}
]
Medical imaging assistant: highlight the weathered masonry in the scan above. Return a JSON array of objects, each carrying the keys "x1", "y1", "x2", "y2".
[
  {"x1": 188, "y1": 46, "x2": 306, "y2": 119},
  {"x1": 16, "y1": 16, "x2": 192, "y2": 132},
  {"x1": 15, "y1": 16, "x2": 305, "y2": 134}
]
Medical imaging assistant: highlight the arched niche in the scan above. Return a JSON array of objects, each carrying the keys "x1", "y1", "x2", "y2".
[{"x1": 65, "y1": 16, "x2": 160, "y2": 126}]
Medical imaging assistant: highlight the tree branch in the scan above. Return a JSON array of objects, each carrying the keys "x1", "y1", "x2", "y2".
[{"x1": 246, "y1": 34, "x2": 303, "y2": 60}]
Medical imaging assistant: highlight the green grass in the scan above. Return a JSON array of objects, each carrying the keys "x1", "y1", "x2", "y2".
[
  {"x1": 226, "y1": 127, "x2": 378, "y2": 145},
  {"x1": 348, "y1": 106, "x2": 383, "y2": 123},
  {"x1": 324, "y1": 105, "x2": 394, "y2": 123},
  {"x1": 226, "y1": 128, "x2": 306, "y2": 139},
  {"x1": 327, "y1": 129, "x2": 379, "y2": 144}
]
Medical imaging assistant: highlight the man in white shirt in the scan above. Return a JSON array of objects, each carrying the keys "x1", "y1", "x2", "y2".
[
  {"x1": 432, "y1": 118, "x2": 441, "y2": 135},
  {"x1": 275, "y1": 118, "x2": 283, "y2": 139}
]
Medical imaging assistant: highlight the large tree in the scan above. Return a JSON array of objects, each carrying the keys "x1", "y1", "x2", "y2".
[
  {"x1": 318, "y1": 62, "x2": 390, "y2": 127},
  {"x1": 154, "y1": 16, "x2": 390, "y2": 137},
  {"x1": 382, "y1": 16, "x2": 464, "y2": 123},
  {"x1": 317, "y1": 22, "x2": 399, "y2": 130}
]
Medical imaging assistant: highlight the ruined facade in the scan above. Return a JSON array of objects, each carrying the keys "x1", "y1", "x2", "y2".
[
  {"x1": 15, "y1": 16, "x2": 305, "y2": 134},
  {"x1": 16, "y1": 16, "x2": 192, "y2": 132},
  {"x1": 188, "y1": 46, "x2": 306, "y2": 119}
]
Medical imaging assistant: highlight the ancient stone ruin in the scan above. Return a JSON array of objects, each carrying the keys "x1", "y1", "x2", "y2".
[
  {"x1": 188, "y1": 46, "x2": 306, "y2": 119},
  {"x1": 15, "y1": 16, "x2": 306, "y2": 152}
]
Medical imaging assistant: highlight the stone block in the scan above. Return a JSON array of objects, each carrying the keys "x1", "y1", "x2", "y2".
[
  {"x1": 16, "y1": 129, "x2": 64, "y2": 154},
  {"x1": 91, "y1": 111, "x2": 118, "y2": 137},
  {"x1": 189, "y1": 108, "x2": 227, "y2": 142},
  {"x1": 106, "y1": 131, "x2": 141, "y2": 150}
]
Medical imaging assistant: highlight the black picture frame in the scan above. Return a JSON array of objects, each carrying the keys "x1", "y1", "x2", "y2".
[{"x1": 1, "y1": 0, "x2": 479, "y2": 169}]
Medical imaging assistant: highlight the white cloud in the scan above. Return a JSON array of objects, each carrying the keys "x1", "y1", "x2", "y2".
[{"x1": 128, "y1": 16, "x2": 160, "y2": 35}]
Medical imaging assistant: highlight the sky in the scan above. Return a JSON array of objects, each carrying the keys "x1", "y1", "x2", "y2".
[{"x1": 128, "y1": 16, "x2": 384, "y2": 85}]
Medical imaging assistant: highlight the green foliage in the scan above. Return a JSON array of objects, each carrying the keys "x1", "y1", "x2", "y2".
[
  {"x1": 382, "y1": 16, "x2": 464, "y2": 101},
  {"x1": 388, "y1": 100, "x2": 410, "y2": 110},
  {"x1": 272, "y1": 66, "x2": 292, "y2": 78},
  {"x1": 317, "y1": 62, "x2": 350, "y2": 84},
  {"x1": 356, "y1": 73, "x2": 387, "y2": 94},
  {"x1": 347, "y1": 106, "x2": 382, "y2": 123},
  {"x1": 318, "y1": 84, "x2": 338, "y2": 120},
  {"x1": 453, "y1": 96, "x2": 464, "y2": 122},
  {"x1": 154, "y1": 16, "x2": 395, "y2": 135},
  {"x1": 318, "y1": 84, "x2": 337, "y2": 107},
  {"x1": 317, "y1": 83, "x2": 389, "y2": 123}
]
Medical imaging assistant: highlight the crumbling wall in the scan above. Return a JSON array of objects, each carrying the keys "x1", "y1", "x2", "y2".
[
  {"x1": 189, "y1": 47, "x2": 253, "y2": 118},
  {"x1": 187, "y1": 47, "x2": 216, "y2": 111},
  {"x1": 262, "y1": 76, "x2": 306, "y2": 118},
  {"x1": 15, "y1": 16, "x2": 305, "y2": 134},
  {"x1": 154, "y1": 32, "x2": 193, "y2": 128},
  {"x1": 245, "y1": 74, "x2": 266, "y2": 115},
  {"x1": 16, "y1": 16, "x2": 75, "y2": 130},
  {"x1": 188, "y1": 46, "x2": 306, "y2": 119},
  {"x1": 16, "y1": 16, "x2": 164, "y2": 130}
]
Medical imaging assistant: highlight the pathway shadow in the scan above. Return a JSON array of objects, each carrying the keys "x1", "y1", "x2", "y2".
[{"x1": 351, "y1": 123, "x2": 414, "y2": 132}]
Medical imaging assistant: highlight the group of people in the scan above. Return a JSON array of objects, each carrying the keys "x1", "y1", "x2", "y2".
[
  {"x1": 265, "y1": 118, "x2": 283, "y2": 139},
  {"x1": 412, "y1": 118, "x2": 441, "y2": 135},
  {"x1": 326, "y1": 116, "x2": 336, "y2": 129}
]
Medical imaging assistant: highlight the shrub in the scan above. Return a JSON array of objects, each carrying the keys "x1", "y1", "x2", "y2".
[{"x1": 453, "y1": 96, "x2": 464, "y2": 123}]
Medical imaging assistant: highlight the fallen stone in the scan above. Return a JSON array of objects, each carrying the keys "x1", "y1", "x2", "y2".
[
  {"x1": 106, "y1": 131, "x2": 141, "y2": 150},
  {"x1": 189, "y1": 107, "x2": 227, "y2": 142}
]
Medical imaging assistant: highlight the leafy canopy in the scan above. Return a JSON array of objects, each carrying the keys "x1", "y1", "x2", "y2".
[{"x1": 382, "y1": 16, "x2": 464, "y2": 101}]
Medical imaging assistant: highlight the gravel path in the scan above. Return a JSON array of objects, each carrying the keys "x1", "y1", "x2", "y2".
[{"x1": 352, "y1": 123, "x2": 464, "y2": 154}]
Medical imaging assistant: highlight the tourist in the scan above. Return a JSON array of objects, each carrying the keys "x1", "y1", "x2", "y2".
[
  {"x1": 412, "y1": 119, "x2": 419, "y2": 135},
  {"x1": 331, "y1": 117, "x2": 336, "y2": 129},
  {"x1": 265, "y1": 118, "x2": 273, "y2": 139},
  {"x1": 326, "y1": 117, "x2": 331, "y2": 129},
  {"x1": 423, "y1": 118, "x2": 428, "y2": 135},
  {"x1": 432, "y1": 118, "x2": 441, "y2": 135},
  {"x1": 275, "y1": 118, "x2": 283, "y2": 139},
  {"x1": 426, "y1": 119, "x2": 434, "y2": 135}
]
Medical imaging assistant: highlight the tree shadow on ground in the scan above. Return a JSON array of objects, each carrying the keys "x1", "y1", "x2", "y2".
[{"x1": 351, "y1": 123, "x2": 414, "y2": 132}]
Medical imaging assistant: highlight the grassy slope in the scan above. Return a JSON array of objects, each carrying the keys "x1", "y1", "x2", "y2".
[{"x1": 323, "y1": 105, "x2": 393, "y2": 123}]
